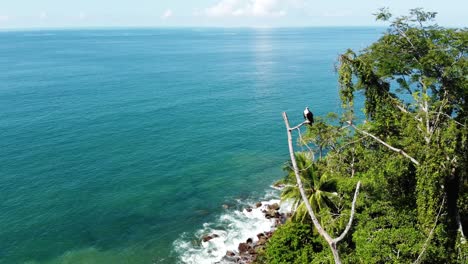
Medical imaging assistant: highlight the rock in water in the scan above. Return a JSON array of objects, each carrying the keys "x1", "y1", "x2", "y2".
[
  {"x1": 202, "y1": 235, "x2": 213, "y2": 242},
  {"x1": 268, "y1": 203, "x2": 280, "y2": 211},
  {"x1": 201, "y1": 234, "x2": 219, "y2": 242},
  {"x1": 238, "y1": 243, "x2": 251, "y2": 253}
]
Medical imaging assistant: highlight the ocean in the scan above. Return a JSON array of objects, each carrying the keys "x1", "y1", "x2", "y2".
[{"x1": 0, "y1": 28, "x2": 381, "y2": 263}]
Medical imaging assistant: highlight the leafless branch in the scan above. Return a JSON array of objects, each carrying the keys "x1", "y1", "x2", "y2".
[
  {"x1": 347, "y1": 121, "x2": 420, "y2": 166},
  {"x1": 337, "y1": 136, "x2": 368, "y2": 152},
  {"x1": 430, "y1": 111, "x2": 466, "y2": 128},
  {"x1": 388, "y1": 97, "x2": 422, "y2": 123},
  {"x1": 296, "y1": 128, "x2": 316, "y2": 163},
  {"x1": 283, "y1": 112, "x2": 361, "y2": 264},
  {"x1": 334, "y1": 181, "x2": 361, "y2": 243},
  {"x1": 457, "y1": 212, "x2": 466, "y2": 244},
  {"x1": 290, "y1": 120, "x2": 310, "y2": 131},
  {"x1": 432, "y1": 91, "x2": 449, "y2": 133},
  {"x1": 283, "y1": 112, "x2": 332, "y2": 242},
  {"x1": 414, "y1": 196, "x2": 446, "y2": 264}
]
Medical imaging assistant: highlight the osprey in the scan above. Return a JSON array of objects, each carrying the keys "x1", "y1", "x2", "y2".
[{"x1": 303, "y1": 107, "x2": 314, "y2": 126}]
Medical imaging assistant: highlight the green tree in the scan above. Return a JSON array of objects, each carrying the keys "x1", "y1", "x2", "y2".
[
  {"x1": 279, "y1": 152, "x2": 339, "y2": 223},
  {"x1": 338, "y1": 8, "x2": 467, "y2": 262},
  {"x1": 262, "y1": 221, "x2": 329, "y2": 264},
  {"x1": 303, "y1": 114, "x2": 344, "y2": 160},
  {"x1": 268, "y1": 8, "x2": 467, "y2": 264}
]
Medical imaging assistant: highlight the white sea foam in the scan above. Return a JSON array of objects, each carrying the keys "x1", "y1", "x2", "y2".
[{"x1": 173, "y1": 189, "x2": 293, "y2": 264}]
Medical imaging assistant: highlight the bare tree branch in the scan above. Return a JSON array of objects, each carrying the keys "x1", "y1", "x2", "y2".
[
  {"x1": 296, "y1": 128, "x2": 316, "y2": 162},
  {"x1": 388, "y1": 97, "x2": 422, "y2": 123},
  {"x1": 414, "y1": 196, "x2": 446, "y2": 264},
  {"x1": 283, "y1": 112, "x2": 361, "y2": 264},
  {"x1": 290, "y1": 120, "x2": 310, "y2": 131},
  {"x1": 430, "y1": 111, "x2": 466, "y2": 128},
  {"x1": 282, "y1": 112, "x2": 332, "y2": 243},
  {"x1": 347, "y1": 121, "x2": 420, "y2": 166},
  {"x1": 431, "y1": 91, "x2": 449, "y2": 134},
  {"x1": 337, "y1": 136, "x2": 368, "y2": 152},
  {"x1": 334, "y1": 181, "x2": 361, "y2": 243},
  {"x1": 457, "y1": 212, "x2": 466, "y2": 244}
]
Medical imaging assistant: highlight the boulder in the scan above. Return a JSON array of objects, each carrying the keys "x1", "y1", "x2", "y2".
[
  {"x1": 201, "y1": 234, "x2": 219, "y2": 242},
  {"x1": 267, "y1": 203, "x2": 280, "y2": 211},
  {"x1": 246, "y1": 207, "x2": 252, "y2": 212},
  {"x1": 264, "y1": 209, "x2": 280, "y2": 219},
  {"x1": 202, "y1": 235, "x2": 213, "y2": 242},
  {"x1": 275, "y1": 218, "x2": 281, "y2": 226},
  {"x1": 238, "y1": 243, "x2": 251, "y2": 253},
  {"x1": 246, "y1": 238, "x2": 253, "y2": 244},
  {"x1": 273, "y1": 182, "x2": 285, "y2": 189},
  {"x1": 255, "y1": 202, "x2": 262, "y2": 208},
  {"x1": 257, "y1": 236, "x2": 267, "y2": 246},
  {"x1": 226, "y1": 250, "x2": 236, "y2": 257}
]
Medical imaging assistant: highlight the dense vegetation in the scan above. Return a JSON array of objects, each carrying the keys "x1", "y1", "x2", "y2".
[{"x1": 259, "y1": 9, "x2": 467, "y2": 264}]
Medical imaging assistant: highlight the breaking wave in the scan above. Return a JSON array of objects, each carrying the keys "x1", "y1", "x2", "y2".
[{"x1": 172, "y1": 188, "x2": 293, "y2": 263}]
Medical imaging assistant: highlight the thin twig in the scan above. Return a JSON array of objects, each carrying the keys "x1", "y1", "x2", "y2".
[
  {"x1": 337, "y1": 136, "x2": 368, "y2": 152},
  {"x1": 414, "y1": 196, "x2": 446, "y2": 264},
  {"x1": 296, "y1": 128, "x2": 316, "y2": 163},
  {"x1": 457, "y1": 212, "x2": 466, "y2": 244},
  {"x1": 430, "y1": 111, "x2": 466, "y2": 127},
  {"x1": 290, "y1": 120, "x2": 310, "y2": 131}
]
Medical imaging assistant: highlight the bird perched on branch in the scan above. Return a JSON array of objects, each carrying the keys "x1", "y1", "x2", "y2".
[{"x1": 303, "y1": 107, "x2": 314, "y2": 126}]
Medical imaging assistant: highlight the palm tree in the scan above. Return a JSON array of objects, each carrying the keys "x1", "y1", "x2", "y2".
[{"x1": 278, "y1": 152, "x2": 339, "y2": 223}]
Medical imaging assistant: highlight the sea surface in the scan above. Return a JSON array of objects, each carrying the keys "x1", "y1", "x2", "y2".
[{"x1": 0, "y1": 28, "x2": 381, "y2": 264}]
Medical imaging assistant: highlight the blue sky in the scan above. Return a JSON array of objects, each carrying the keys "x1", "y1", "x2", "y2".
[{"x1": 0, "y1": 0, "x2": 466, "y2": 29}]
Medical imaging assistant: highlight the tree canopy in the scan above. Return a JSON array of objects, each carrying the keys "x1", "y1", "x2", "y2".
[{"x1": 259, "y1": 8, "x2": 467, "y2": 264}]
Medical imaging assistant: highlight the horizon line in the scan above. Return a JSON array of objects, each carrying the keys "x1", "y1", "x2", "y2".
[{"x1": 0, "y1": 25, "x2": 390, "y2": 32}]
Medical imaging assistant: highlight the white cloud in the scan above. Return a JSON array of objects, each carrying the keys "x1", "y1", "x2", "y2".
[
  {"x1": 161, "y1": 9, "x2": 173, "y2": 20},
  {"x1": 205, "y1": 0, "x2": 286, "y2": 17}
]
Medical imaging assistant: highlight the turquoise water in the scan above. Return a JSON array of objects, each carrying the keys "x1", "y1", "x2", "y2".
[{"x1": 0, "y1": 28, "x2": 381, "y2": 263}]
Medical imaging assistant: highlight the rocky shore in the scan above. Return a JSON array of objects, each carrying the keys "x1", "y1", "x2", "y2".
[{"x1": 201, "y1": 201, "x2": 290, "y2": 264}]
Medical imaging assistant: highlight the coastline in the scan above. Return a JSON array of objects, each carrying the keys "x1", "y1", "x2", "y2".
[{"x1": 173, "y1": 186, "x2": 292, "y2": 263}]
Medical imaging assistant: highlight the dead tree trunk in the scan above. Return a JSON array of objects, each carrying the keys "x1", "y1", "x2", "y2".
[{"x1": 283, "y1": 112, "x2": 361, "y2": 264}]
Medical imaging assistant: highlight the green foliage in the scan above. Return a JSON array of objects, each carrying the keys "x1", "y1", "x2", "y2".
[
  {"x1": 337, "y1": 6, "x2": 467, "y2": 240},
  {"x1": 279, "y1": 152, "x2": 339, "y2": 223},
  {"x1": 351, "y1": 201, "x2": 425, "y2": 263},
  {"x1": 264, "y1": 222, "x2": 329, "y2": 264},
  {"x1": 266, "y1": 8, "x2": 467, "y2": 264},
  {"x1": 303, "y1": 116, "x2": 345, "y2": 159}
]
